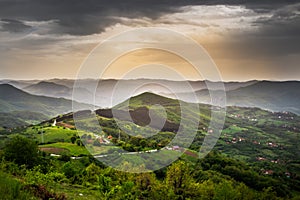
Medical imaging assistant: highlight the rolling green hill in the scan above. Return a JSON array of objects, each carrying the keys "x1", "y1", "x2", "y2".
[
  {"x1": 113, "y1": 92, "x2": 299, "y2": 161},
  {"x1": 35, "y1": 92, "x2": 300, "y2": 167},
  {"x1": 115, "y1": 92, "x2": 181, "y2": 110}
]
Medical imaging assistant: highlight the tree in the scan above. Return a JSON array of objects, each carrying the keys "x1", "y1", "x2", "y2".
[
  {"x1": 84, "y1": 163, "x2": 101, "y2": 184},
  {"x1": 70, "y1": 136, "x2": 76, "y2": 144},
  {"x1": 76, "y1": 139, "x2": 82, "y2": 146},
  {"x1": 130, "y1": 135, "x2": 142, "y2": 147},
  {"x1": 148, "y1": 140, "x2": 158, "y2": 148},
  {"x1": 4, "y1": 135, "x2": 39, "y2": 168},
  {"x1": 214, "y1": 180, "x2": 237, "y2": 200},
  {"x1": 165, "y1": 160, "x2": 196, "y2": 199},
  {"x1": 139, "y1": 139, "x2": 147, "y2": 148},
  {"x1": 135, "y1": 173, "x2": 158, "y2": 199},
  {"x1": 62, "y1": 161, "x2": 81, "y2": 180}
]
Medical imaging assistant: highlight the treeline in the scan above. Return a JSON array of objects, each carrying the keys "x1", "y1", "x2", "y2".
[{"x1": 0, "y1": 135, "x2": 299, "y2": 199}]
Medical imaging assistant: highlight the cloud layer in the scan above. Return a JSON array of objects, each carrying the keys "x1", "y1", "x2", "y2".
[{"x1": 0, "y1": 0, "x2": 299, "y2": 80}]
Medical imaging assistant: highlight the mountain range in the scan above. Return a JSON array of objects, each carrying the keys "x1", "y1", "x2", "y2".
[
  {"x1": 0, "y1": 79, "x2": 299, "y2": 128},
  {"x1": 3, "y1": 79, "x2": 300, "y2": 114},
  {"x1": 165, "y1": 81, "x2": 300, "y2": 114}
]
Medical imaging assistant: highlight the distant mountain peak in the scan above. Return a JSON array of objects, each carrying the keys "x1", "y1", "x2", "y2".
[
  {"x1": 26, "y1": 81, "x2": 70, "y2": 89},
  {"x1": 114, "y1": 92, "x2": 180, "y2": 110},
  {"x1": 0, "y1": 83, "x2": 30, "y2": 99}
]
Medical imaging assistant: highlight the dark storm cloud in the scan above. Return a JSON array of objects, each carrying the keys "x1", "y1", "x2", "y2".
[
  {"x1": 0, "y1": 19, "x2": 32, "y2": 33},
  {"x1": 0, "y1": 0, "x2": 298, "y2": 35},
  {"x1": 233, "y1": 3, "x2": 300, "y2": 58},
  {"x1": 256, "y1": 3, "x2": 300, "y2": 37},
  {"x1": 0, "y1": 0, "x2": 299, "y2": 67},
  {"x1": 0, "y1": 0, "x2": 178, "y2": 35}
]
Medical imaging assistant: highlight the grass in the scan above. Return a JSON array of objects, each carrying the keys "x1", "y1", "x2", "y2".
[
  {"x1": 222, "y1": 126, "x2": 248, "y2": 134},
  {"x1": 38, "y1": 128, "x2": 75, "y2": 143},
  {"x1": 39, "y1": 142, "x2": 90, "y2": 156},
  {"x1": 25, "y1": 126, "x2": 78, "y2": 143},
  {"x1": 0, "y1": 172, "x2": 36, "y2": 200},
  {"x1": 49, "y1": 184, "x2": 102, "y2": 200}
]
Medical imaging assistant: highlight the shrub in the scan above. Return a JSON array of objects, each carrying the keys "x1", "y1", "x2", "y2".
[{"x1": 4, "y1": 135, "x2": 39, "y2": 168}]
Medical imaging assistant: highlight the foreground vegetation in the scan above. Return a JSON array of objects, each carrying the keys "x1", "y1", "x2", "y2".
[{"x1": 0, "y1": 135, "x2": 299, "y2": 199}]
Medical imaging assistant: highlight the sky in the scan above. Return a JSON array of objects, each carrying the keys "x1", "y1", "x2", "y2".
[{"x1": 0, "y1": 0, "x2": 299, "y2": 81}]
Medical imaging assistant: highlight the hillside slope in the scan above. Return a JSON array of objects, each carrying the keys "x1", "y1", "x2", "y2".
[
  {"x1": 23, "y1": 81, "x2": 93, "y2": 104},
  {"x1": 227, "y1": 81, "x2": 300, "y2": 114},
  {"x1": 166, "y1": 81, "x2": 300, "y2": 114},
  {"x1": 0, "y1": 84, "x2": 89, "y2": 117},
  {"x1": 24, "y1": 81, "x2": 71, "y2": 97},
  {"x1": 0, "y1": 111, "x2": 49, "y2": 128},
  {"x1": 35, "y1": 92, "x2": 300, "y2": 170}
]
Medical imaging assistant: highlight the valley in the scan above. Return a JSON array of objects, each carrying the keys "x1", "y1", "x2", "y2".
[{"x1": 0, "y1": 80, "x2": 299, "y2": 199}]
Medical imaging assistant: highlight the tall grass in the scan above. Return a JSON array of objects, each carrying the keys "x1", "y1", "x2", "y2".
[{"x1": 0, "y1": 172, "x2": 36, "y2": 200}]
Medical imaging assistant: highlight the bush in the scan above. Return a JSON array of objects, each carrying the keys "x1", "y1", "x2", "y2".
[{"x1": 4, "y1": 135, "x2": 39, "y2": 168}]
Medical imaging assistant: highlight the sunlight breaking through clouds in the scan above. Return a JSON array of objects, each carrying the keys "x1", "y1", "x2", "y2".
[{"x1": 0, "y1": 2, "x2": 299, "y2": 80}]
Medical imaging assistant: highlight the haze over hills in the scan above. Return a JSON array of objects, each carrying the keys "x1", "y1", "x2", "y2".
[
  {"x1": 0, "y1": 79, "x2": 39, "y2": 89},
  {"x1": 164, "y1": 81, "x2": 300, "y2": 115},
  {"x1": 45, "y1": 78, "x2": 258, "y2": 92},
  {"x1": 23, "y1": 81, "x2": 71, "y2": 97},
  {"x1": 5, "y1": 79, "x2": 256, "y2": 108},
  {"x1": 227, "y1": 81, "x2": 300, "y2": 114},
  {"x1": 22, "y1": 81, "x2": 94, "y2": 104},
  {"x1": 8, "y1": 79, "x2": 299, "y2": 115},
  {"x1": 0, "y1": 84, "x2": 91, "y2": 127}
]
